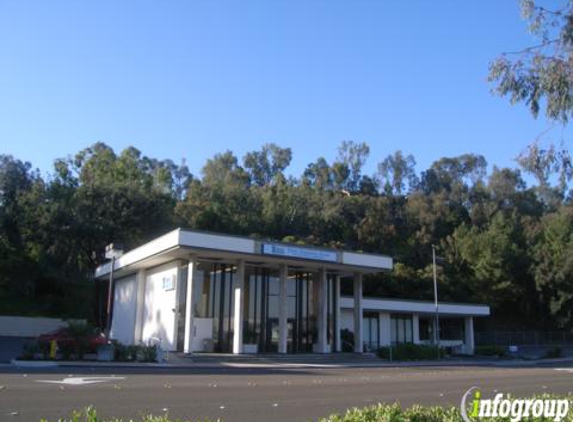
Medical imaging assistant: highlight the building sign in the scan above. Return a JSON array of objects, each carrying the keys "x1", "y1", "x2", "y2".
[
  {"x1": 162, "y1": 275, "x2": 175, "y2": 291},
  {"x1": 261, "y1": 243, "x2": 338, "y2": 262}
]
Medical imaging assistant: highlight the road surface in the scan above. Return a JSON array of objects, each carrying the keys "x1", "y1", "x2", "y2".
[{"x1": 0, "y1": 363, "x2": 572, "y2": 421}]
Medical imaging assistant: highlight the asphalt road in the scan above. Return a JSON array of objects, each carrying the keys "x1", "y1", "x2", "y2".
[{"x1": 0, "y1": 364, "x2": 572, "y2": 422}]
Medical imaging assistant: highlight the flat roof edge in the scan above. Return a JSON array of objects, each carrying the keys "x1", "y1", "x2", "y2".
[
  {"x1": 340, "y1": 296, "x2": 490, "y2": 316},
  {"x1": 95, "y1": 228, "x2": 393, "y2": 278}
]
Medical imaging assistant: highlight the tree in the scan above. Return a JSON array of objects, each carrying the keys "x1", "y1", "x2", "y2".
[
  {"x1": 532, "y1": 205, "x2": 573, "y2": 329},
  {"x1": 335, "y1": 141, "x2": 370, "y2": 192},
  {"x1": 489, "y1": 0, "x2": 573, "y2": 123},
  {"x1": 202, "y1": 151, "x2": 249, "y2": 189},
  {"x1": 243, "y1": 143, "x2": 292, "y2": 187},
  {"x1": 516, "y1": 142, "x2": 572, "y2": 207},
  {"x1": 302, "y1": 157, "x2": 332, "y2": 189},
  {"x1": 377, "y1": 150, "x2": 418, "y2": 195}
]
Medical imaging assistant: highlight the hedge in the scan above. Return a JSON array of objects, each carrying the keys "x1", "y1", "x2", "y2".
[
  {"x1": 318, "y1": 400, "x2": 573, "y2": 422},
  {"x1": 377, "y1": 343, "x2": 445, "y2": 360}
]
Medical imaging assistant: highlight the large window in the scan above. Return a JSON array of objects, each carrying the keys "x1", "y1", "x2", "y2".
[
  {"x1": 363, "y1": 312, "x2": 379, "y2": 351},
  {"x1": 419, "y1": 317, "x2": 465, "y2": 342},
  {"x1": 242, "y1": 267, "x2": 280, "y2": 353},
  {"x1": 419, "y1": 317, "x2": 433, "y2": 341},
  {"x1": 192, "y1": 263, "x2": 337, "y2": 354},
  {"x1": 193, "y1": 262, "x2": 236, "y2": 353},
  {"x1": 391, "y1": 314, "x2": 413, "y2": 344}
]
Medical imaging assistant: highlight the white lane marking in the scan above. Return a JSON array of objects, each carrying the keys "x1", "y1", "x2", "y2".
[
  {"x1": 555, "y1": 368, "x2": 573, "y2": 373},
  {"x1": 36, "y1": 376, "x2": 125, "y2": 386}
]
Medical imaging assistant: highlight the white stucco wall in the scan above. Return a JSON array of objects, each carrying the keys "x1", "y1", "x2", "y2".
[
  {"x1": 141, "y1": 262, "x2": 180, "y2": 351},
  {"x1": 0, "y1": 316, "x2": 85, "y2": 337},
  {"x1": 110, "y1": 274, "x2": 137, "y2": 345}
]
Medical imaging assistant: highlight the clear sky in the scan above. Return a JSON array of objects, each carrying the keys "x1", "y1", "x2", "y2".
[{"x1": 0, "y1": 0, "x2": 569, "y2": 180}]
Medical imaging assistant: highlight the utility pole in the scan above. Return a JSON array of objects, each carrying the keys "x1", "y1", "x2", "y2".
[{"x1": 432, "y1": 244, "x2": 440, "y2": 359}]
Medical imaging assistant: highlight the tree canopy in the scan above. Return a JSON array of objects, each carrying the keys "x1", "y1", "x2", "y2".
[{"x1": 0, "y1": 141, "x2": 572, "y2": 332}]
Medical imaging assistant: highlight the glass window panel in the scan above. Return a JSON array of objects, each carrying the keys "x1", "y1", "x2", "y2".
[{"x1": 405, "y1": 318, "x2": 412, "y2": 342}]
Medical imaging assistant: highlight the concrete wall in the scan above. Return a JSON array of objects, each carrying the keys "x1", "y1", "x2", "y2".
[
  {"x1": 110, "y1": 274, "x2": 137, "y2": 345},
  {"x1": 0, "y1": 316, "x2": 84, "y2": 338},
  {"x1": 141, "y1": 262, "x2": 180, "y2": 351}
]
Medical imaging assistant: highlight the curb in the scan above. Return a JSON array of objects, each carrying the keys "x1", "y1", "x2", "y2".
[
  {"x1": 10, "y1": 359, "x2": 59, "y2": 368},
  {"x1": 8, "y1": 357, "x2": 573, "y2": 370}
]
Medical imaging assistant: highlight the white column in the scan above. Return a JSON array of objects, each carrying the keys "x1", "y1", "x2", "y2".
[
  {"x1": 278, "y1": 264, "x2": 288, "y2": 354},
  {"x1": 334, "y1": 275, "x2": 341, "y2": 352},
  {"x1": 464, "y1": 316, "x2": 475, "y2": 355},
  {"x1": 183, "y1": 259, "x2": 196, "y2": 354},
  {"x1": 133, "y1": 269, "x2": 146, "y2": 345},
  {"x1": 232, "y1": 260, "x2": 245, "y2": 354},
  {"x1": 379, "y1": 312, "x2": 391, "y2": 346},
  {"x1": 353, "y1": 272, "x2": 363, "y2": 353},
  {"x1": 413, "y1": 313, "x2": 420, "y2": 344},
  {"x1": 316, "y1": 268, "x2": 328, "y2": 353}
]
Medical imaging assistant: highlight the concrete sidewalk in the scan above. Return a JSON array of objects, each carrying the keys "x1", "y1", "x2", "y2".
[{"x1": 9, "y1": 352, "x2": 573, "y2": 370}]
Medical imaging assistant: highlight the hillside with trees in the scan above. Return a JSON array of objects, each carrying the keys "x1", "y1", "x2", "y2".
[{"x1": 0, "y1": 140, "x2": 571, "y2": 332}]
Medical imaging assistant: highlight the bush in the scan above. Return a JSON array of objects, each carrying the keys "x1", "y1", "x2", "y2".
[
  {"x1": 319, "y1": 403, "x2": 459, "y2": 422},
  {"x1": 113, "y1": 342, "x2": 140, "y2": 362},
  {"x1": 59, "y1": 342, "x2": 75, "y2": 360},
  {"x1": 19, "y1": 343, "x2": 38, "y2": 360},
  {"x1": 39, "y1": 406, "x2": 218, "y2": 422},
  {"x1": 341, "y1": 329, "x2": 354, "y2": 352},
  {"x1": 546, "y1": 346, "x2": 562, "y2": 359},
  {"x1": 139, "y1": 344, "x2": 158, "y2": 362},
  {"x1": 318, "y1": 398, "x2": 573, "y2": 422},
  {"x1": 67, "y1": 321, "x2": 99, "y2": 360},
  {"x1": 377, "y1": 343, "x2": 444, "y2": 361},
  {"x1": 475, "y1": 345, "x2": 506, "y2": 357}
]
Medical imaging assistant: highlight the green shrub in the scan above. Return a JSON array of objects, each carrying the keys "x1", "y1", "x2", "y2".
[
  {"x1": 19, "y1": 343, "x2": 38, "y2": 360},
  {"x1": 67, "y1": 321, "x2": 99, "y2": 360},
  {"x1": 59, "y1": 342, "x2": 75, "y2": 360},
  {"x1": 475, "y1": 345, "x2": 506, "y2": 357},
  {"x1": 37, "y1": 340, "x2": 51, "y2": 359},
  {"x1": 546, "y1": 346, "x2": 562, "y2": 358},
  {"x1": 39, "y1": 406, "x2": 219, "y2": 421},
  {"x1": 139, "y1": 344, "x2": 158, "y2": 362},
  {"x1": 112, "y1": 342, "x2": 139, "y2": 362},
  {"x1": 318, "y1": 399, "x2": 573, "y2": 422},
  {"x1": 377, "y1": 343, "x2": 444, "y2": 361},
  {"x1": 341, "y1": 329, "x2": 354, "y2": 352}
]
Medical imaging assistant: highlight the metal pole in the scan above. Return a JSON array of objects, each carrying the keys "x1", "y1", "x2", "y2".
[
  {"x1": 432, "y1": 245, "x2": 440, "y2": 359},
  {"x1": 105, "y1": 255, "x2": 115, "y2": 342}
]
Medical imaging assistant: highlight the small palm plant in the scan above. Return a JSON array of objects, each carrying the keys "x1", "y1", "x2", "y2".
[{"x1": 66, "y1": 321, "x2": 98, "y2": 360}]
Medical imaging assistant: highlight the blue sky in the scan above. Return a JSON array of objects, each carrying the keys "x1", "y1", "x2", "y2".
[{"x1": 0, "y1": 0, "x2": 568, "y2": 180}]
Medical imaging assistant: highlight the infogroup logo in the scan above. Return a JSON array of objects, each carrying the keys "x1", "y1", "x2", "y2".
[{"x1": 461, "y1": 387, "x2": 570, "y2": 422}]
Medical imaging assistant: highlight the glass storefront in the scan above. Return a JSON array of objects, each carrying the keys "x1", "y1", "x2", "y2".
[
  {"x1": 363, "y1": 312, "x2": 380, "y2": 351},
  {"x1": 189, "y1": 262, "x2": 337, "y2": 353},
  {"x1": 391, "y1": 313, "x2": 413, "y2": 344},
  {"x1": 419, "y1": 316, "x2": 465, "y2": 343},
  {"x1": 193, "y1": 262, "x2": 237, "y2": 353}
]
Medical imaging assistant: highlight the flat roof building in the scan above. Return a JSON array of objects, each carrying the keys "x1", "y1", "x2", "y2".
[{"x1": 95, "y1": 228, "x2": 489, "y2": 355}]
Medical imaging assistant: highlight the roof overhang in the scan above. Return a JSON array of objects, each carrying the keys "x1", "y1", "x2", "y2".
[
  {"x1": 340, "y1": 296, "x2": 490, "y2": 317},
  {"x1": 95, "y1": 228, "x2": 393, "y2": 280}
]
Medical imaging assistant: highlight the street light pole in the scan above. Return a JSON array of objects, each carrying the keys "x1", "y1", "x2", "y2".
[
  {"x1": 104, "y1": 243, "x2": 123, "y2": 343},
  {"x1": 105, "y1": 255, "x2": 115, "y2": 342},
  {"x1": 432, "y1": 244, "x2": 440, "y2": 359}
]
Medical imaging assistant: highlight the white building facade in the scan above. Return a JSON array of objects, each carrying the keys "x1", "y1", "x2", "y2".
[{"x1": 95, "y1": 229, "x2": 489, "y2": 355}]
